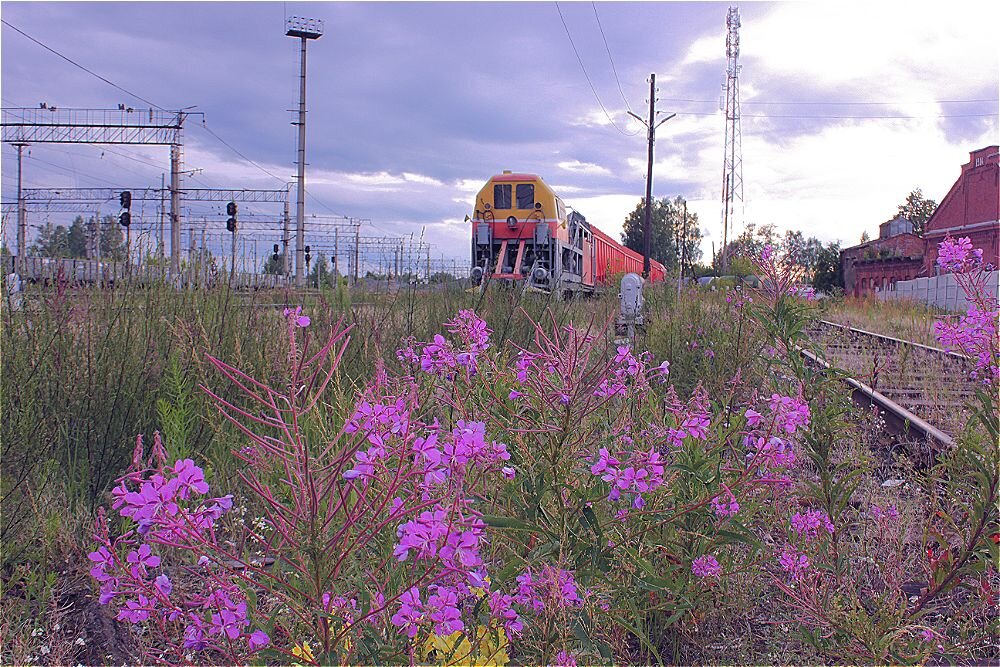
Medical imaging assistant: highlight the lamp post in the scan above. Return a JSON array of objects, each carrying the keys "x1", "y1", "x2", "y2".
[{"x1": 286, "y1": 16, "x2": 324, "y2": 288}]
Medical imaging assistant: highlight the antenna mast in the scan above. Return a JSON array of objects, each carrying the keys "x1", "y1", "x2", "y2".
[{"x1": 719, "y1": 5, "x2": 744, "y2": 273}]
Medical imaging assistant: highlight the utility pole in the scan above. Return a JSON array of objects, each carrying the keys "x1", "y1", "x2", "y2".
[
  {"x1": 286, "y1": 16, "x2": 323, "y2": 288},
  {"x1": 678, "y1": 200, "x2": 688, "y2": 300},
  {"x1": 333, "y1": 226, "x2": 339, "y2": 280},
  {"x1": 13, "y1": 142, "x2": 28, "y2": 275},
  {"x1": 354, "y1": 225, "x2": 360, "y2": 285},
  {"x1": 282, "y1": 183, "x2": 291, "y2": 279},
  {"x1": 628, "y1": 73, "x2": 675, "y2": 279},
  {"x1": 159, "y1": 173, "x2": 166, "y2": 263}
]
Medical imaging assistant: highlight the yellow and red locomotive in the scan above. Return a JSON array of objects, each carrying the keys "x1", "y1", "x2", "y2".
[{"x1": 469, "y1": 171, "x2": 666, "y2": 293}]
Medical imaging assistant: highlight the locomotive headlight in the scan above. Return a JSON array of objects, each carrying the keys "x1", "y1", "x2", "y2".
[
  {"x1": 506, "y1": 216, "x2": 518, "y2": 228},
  {"x1": 470, "y1": 266, "x2": 484, "y2": 284},
  {"x1": 531, "y1": 267, "x2": 548, "y2": 284}
]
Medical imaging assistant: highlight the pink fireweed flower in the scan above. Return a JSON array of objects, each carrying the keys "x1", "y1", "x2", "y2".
[
  {"x1": 791, "y1": 509, "x2": 834, "y2": 539},
  {"x1": 681, "y1": 414, "x2": 711, "y2": 440},
  {"x1": 154, "y1": 574, "x2": 172, "y2": 597},
  {"x1": 666, "y1": 427, "x2": 687, "y2": 448},
  {"x1": 711, "y1": 489, "x2": 740, "y2": 518},
  {"x1": 768, "y1": 394, "x2": 811, "y2": 435},
  {"x1": 172, "y1": 459, "x2": 209, "y2": 498},
  {"x1": 508, "y1": 389, "x2": 524, "y2": 400},
  {"x1": 426, "y1": 586, "x2": 464, "y2": 636},
  {"x1": 514, "y1": 566, "x2": 582, "y2": 612},
  {"x1": 488, "y1": 591, "x2": 523, "y2": 636},
  {"x1": 248, "y1": 629, "x2": 270, "y2": 651},
  {"x1": 936, "y1": 236, "x2": 976, "y2": 272},
  {"x1": 126, "y1": 543, "x2": 161, "y2": 574},
  {"x1": 744, "y1": 408, "x2": 763, "y2": 427},
  {"x1": 589, "y1": 448, "x2": 620, "y2": 476},
  {"x1": 748, "y1": 435, "x2": 797, "y2": 468},
  {"x1": 778, "y1": 547, "x2": 810, "y2": 582},
  {"x1": 691, "y1": 554, "x2": 722, "y2": 578},
  {"x1": 283, "y1": 306, "x2": 311, "y2": 328},
  {"x1": 555, "y1": 650, "x2": 578, "y2": 667},
  {"x1": 446, "y1": 309, "x2": 492, "y2": 353},
  {"x1": 440, "y1": 531, "x2": 482, "y2": 569},
  {"x1": 871, "y1": 503, "x2": 899, "y2": 522},
  {"x1": 390, "y1": 588, "x2": 424, "y2": 638},
  {"x1": 88, "y1": 546, "x2": 115, "y2": 581},
  {"x1": 116, "y1": 594, "x2": 152, "y2": 623}
]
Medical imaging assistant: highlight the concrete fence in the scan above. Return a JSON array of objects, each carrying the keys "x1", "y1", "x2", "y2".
[{"x1": 876, "y1": 271, "x2": 999, "y2": 312}]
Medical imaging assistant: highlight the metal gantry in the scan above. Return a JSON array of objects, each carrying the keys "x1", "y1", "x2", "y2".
[{"x1": 1, "y1": 106, "x2": 189, "y2": 275}]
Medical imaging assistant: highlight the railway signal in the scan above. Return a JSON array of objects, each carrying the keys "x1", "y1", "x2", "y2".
[
  {"x1": 226, "y1": 201, "x2": 238, "y2": 233},
  {"x1": 119, "y1": 190, "x2": 132, "y2": 227},
  {"x1": 272, "y1": 243, "x2": 280, "y2": 263}
]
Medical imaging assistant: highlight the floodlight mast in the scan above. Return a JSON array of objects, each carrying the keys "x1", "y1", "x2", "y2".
[{"x1": 286, "y1": 16, "x2": 323, "y2": 287}]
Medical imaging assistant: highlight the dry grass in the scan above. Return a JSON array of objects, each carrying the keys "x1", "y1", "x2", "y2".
[{"x1": 821, "y1": 296, "x2": 942, "y2": 348}]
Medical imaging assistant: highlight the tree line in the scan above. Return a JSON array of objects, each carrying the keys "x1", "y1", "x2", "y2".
[{"x1": 29, "y1": 215, "x2": 128, "y2": 261}]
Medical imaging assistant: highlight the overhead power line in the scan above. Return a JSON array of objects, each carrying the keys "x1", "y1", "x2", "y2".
[
  {"x1": 675, "y1": 110, "x2": 998, "y2": 119},
  {"x1": 1, "y1": 19, "x2": 167, "y2": 111},
  {"x1": 554, "y1": 2, "x2": 639, "y2": 137},
  {"x1": 660, "y1": 96, "x2": 996, "y2": 106},
  {"x1": 591, "y1": 2, "x2": 633, "y2": 113}
]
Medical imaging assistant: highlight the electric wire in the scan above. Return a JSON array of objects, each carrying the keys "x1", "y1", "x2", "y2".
[
  {"x1": 554, "y1": 2, "x2": 639, "y2": 137},
  {"x1": 0, "y1": 19, "x2": 167, "y2": 111},
  {"x1": 591, "y1": 2, "x2": 633, "y2": 113}
]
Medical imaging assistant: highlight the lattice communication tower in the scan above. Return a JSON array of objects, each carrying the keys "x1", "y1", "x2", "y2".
[{"x1": 719, "y1": 5, "x2": 744, "y2": 271}]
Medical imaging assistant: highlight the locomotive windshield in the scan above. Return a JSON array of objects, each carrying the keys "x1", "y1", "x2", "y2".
[
  {"x1": 516, "y1": 184, "x2": 534, "y2": 209},
  {"x1": 493, "y1": 184, "x2": 512, "y2": 209}
]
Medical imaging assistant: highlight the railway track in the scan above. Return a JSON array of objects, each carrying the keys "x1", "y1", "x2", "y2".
[{"x1": 805, "y1": 319, "x2": 979, "y2": 451}]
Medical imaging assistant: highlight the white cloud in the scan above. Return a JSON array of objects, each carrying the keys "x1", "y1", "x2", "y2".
[{"x1": 557, "y1": 160, "x2": 611, "y2": 176}]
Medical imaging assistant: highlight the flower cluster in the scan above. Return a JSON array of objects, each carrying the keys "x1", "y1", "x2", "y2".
[
  {"x1": 397, "y1": 310, "x2": 492, "y2": 378},
  {"x1": 665, "y1": 386, "x2": 713, "y2": 448},
  {"x1": 594, "y1": 345, "x2": 645, "y2": 398},
  {"x1": 767, "y1": 394, "x2": 811, "y2": 435},
  {"x1": 790, "y1": 509, "x2": 834, "y2": 539},
  {"x1": 711, "y1": 487, "x2": 740, "y2": 518},
  {"x1": 778, "y1": 546, "x2": 810, "y2": 582},
  {"x1": 513, "y1": 565, "x2": 583, "y2": 613},
  {"x1": 89, "y1": 438, "x2": 269, "y2": 659},
  {"x1": 934, "y1": 304, "x2": 998, "y2": 382},
  {"x1": 870, "y1": 503, "x2": 900, "y2": 523},
  {"x1": 739, "y1": 392, "x2": 811, "y2": 472},
  {"x1": 590, "y1": 446, "x2": 666, "y2": 509},
  {"x1": 936, "y1": 236, "x2": 984, "y2": 273},
  {"x1": 691, "y1": 554, "x2": 722, "y2": 578}
]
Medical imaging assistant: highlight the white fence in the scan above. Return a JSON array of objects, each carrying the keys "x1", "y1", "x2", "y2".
[{"x1": 876, "y1": 271, "x2": 999, "y2": 311}]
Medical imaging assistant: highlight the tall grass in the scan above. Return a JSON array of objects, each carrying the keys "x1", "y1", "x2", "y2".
[{"x1": 1, "y1": 278, "x2": 745, "y2": 572}]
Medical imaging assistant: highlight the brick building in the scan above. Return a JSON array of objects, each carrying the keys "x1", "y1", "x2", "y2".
[
  {"x1": 841, "y1": 216, "x2": 926, "y2": 297},
  {"x1": 922, "y1": 146, "x2": 999, "y2": 272},
  {"x1": 841, "y1": 146, "x2": 1000, "y2": 297}
]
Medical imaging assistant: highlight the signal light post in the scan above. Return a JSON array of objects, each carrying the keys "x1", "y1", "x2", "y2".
[
  {"x1": 226, "y1": 201, "x2": 238, "y2": 283},
  {"x1": 119, "y1": 190, "x2": 132, "y2": 272}
]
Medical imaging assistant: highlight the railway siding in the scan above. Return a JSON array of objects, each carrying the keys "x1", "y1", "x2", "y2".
[{"x1": 806, "y1": 319, "x2": 979, "y2": 448}]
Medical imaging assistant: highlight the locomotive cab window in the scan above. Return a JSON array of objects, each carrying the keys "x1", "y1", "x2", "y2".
[
  {"x1": 516, "y1": 184, "x2": 535, "y2": 209},
  {"x1": 494, "y1": 184, "x2": 512, "y2": 209}
]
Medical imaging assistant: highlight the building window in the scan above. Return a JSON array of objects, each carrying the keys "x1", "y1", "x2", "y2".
[
  {"x1": 975, "y1": 157, "x2": 984, "y2": 167},
  {"x1": 494, "y1": 184, "x2": 512, "y2": 209},
  {"x1": 516, "y1": 184, "x2": 535, "y2": 209}
]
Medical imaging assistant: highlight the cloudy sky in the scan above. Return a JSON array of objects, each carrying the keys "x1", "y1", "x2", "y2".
[{"x1": 2, "y1": 1, "x2": 997, "y2": 270}]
